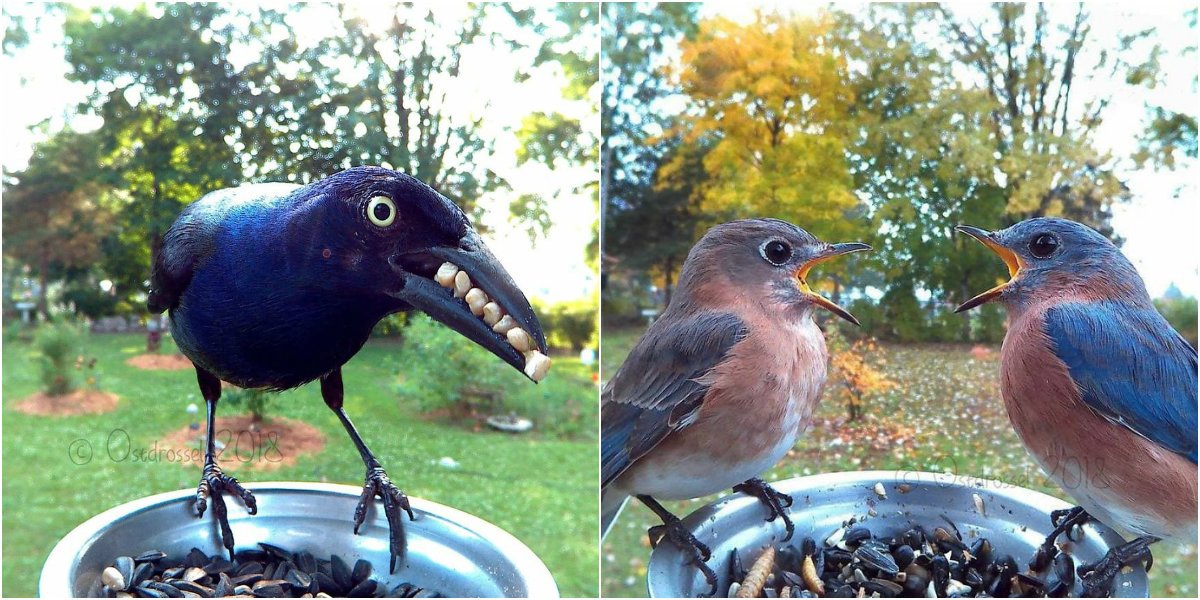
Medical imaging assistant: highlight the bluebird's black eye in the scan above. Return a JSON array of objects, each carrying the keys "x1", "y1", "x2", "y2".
[
  {"x1": 760, "y1": 240, "x2": 793, "y2": 266},
  {"x1": 1029, "y1": 233, "x2": 1059, "y2": 258},
  {"x1": 367, "y1": 196, "x2": 396, "y2": 227}
]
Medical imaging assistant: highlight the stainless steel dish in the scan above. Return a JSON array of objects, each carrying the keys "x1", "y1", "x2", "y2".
[
  {"x1": 40, "y1": 481, "x2": 558, "y2": 598},
  {"x1": 647, "y1": 470, "x2": 1148, "y2": 597}
]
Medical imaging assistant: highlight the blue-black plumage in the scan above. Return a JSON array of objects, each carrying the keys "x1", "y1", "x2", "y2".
[{"x1": 149, "y1": 166, "x2": 546, "y2": 571}]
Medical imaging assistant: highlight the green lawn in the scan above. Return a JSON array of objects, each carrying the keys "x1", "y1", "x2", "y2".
[
  {"x1": 600, "y1": 325, "x2": 1197, "y2": 598},
  {"x1": 2, "y1": 331, "x2": 599, "y2": 598}
]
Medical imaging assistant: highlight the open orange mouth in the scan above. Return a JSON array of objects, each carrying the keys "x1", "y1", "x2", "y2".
[
  {"x1": 954, "y1": 225, "x2": 1023, "y2": 313},
  {"x1": 794, "y1": 242, "x2": 871, "y2": 325}
]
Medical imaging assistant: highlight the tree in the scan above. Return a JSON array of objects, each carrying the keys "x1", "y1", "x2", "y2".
[
  {"x1": 517, "y1": 3, "x2": 601, "y2": 264},
  {"x1": 3, "y1": 130, "x2": 114, "y2": 318},
  {"x1": 670, "y1": 12, "x2": 864, "y2": 244},
  {"x1": 241, "y1": 4, "x2": 537, "y2": 220},
  {"x1": 608, "y1": 139, "x2": 708, "y2": 306},
  {"x1": 601, "y1": 3, "x2": 699, "y2": 252},
  {"x1": 63, "y1": 4, "x2": 245, "y2": 283}
]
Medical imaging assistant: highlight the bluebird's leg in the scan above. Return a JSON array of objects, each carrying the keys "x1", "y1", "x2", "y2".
[
  {"x1": 1029, "y1": 505, "x2": 1091, "y2": 571},
  {"x1": 193, "y1": 368, "x2": 257, "y2": 559},
  {"x1": 732, "y1": 477, "x2": 795, "y2": 540},
  {"x1": 321, "y1": 369, "x2": 414, "y2": 573},
  {"x1": 637, "y1": 495, "x2": 718, "y2": 597},
  {"x1": 1079, "y1": 536, "x2": 1158, "y2": 598}
]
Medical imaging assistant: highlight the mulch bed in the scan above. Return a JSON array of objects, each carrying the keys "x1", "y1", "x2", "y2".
[
  {"x1": 157, "y1": 414, "x2": 325, "y2": 470},
  {"x1": 126, "y1": 353, "x2": 194, "y2": 370},
  {"x1": 14, "y1": 390, "x2": 120, "y2": 416}
]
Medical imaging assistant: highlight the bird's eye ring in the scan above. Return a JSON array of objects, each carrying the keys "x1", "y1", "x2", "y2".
[
  {"x1": 1028, "y1": 233, "x2": 1059, "y2": 258},
  {"x1": 367, "y1": 196, "x2": 396, "y2": 227},
  {"x1": 760, "y1": 239, "x2": 793, "y2": 266}
]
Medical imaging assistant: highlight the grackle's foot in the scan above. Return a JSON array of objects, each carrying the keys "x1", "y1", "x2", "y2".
[
  {"x1": 1078, "y1": 536, "x2": 1157, "y2": 598},
  {"x1": 1029, "y1": 505, "x2": 1091, "y2": 571},
  {"x1": 353, "y1": 462, "x2": 415, "y2": 574},
  {"x1": 733, "y1": 477, "x2": 795, "y2": 541},
  {"x1": 648, "y1": 516, "x2": 718, "y2": 597},
  {"x1": 194, "y1": 462, "x2": 257, "y2": 559}
]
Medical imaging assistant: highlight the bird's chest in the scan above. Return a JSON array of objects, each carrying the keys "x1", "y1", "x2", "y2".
[
  {"x1": 171, "y1": 229, "x2": 386, "y2": 388},
  {"x1": 639, "y1": 319, "x2": 827, "y2": 498}
]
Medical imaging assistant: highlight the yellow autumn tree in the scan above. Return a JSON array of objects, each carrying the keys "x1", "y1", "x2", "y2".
[
  {"x1": 830, "y1": 338, "x2": 898, "y2": 422},
  {"x1": 667, "y1": 11, "x2": 862, "y2": 241}
]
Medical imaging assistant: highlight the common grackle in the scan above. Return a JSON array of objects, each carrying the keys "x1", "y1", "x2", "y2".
[
  {"x1": 599, "y1": 218, "x2": 869, "y2": 594},
  {"x1": 149, "y1": 166, "x2": 547, "y2": 572},
  {"x1": 956, "y1": 218, "x2": 1196, "y2": 596}
]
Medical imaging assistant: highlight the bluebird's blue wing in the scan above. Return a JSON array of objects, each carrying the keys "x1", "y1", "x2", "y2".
[
  {"x1": 1045, "y1": 302, "x2": 1198, "y2": 463},
  {"x1": 601, "y1": 311, "x2": 747, "y2": 488}
]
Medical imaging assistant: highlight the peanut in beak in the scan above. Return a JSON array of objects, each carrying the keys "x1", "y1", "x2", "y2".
[{"x1": 434, "y1": 261, "x2": 551, "y2": 382}]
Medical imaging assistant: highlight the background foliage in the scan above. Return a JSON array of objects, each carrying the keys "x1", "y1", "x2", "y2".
[{"x1": 601, "y1": 3, "x2": 1198, "y2": 344}]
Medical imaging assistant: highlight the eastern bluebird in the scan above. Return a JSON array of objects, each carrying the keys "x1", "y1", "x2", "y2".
[
  {"x1": 956, "y1": 217, "x2": 1197, "y2": 596},
  {"x1": 601, "y1": 218, "x2": 869, "y2": 594}
]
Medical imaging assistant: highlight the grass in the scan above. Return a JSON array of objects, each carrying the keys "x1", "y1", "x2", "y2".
[
  {"x1": 2, "y1": 331, "x2": 599, "y2": 597},
  {"x1": 600, "y1": 325, "x2": 1197, "y2": 598}
]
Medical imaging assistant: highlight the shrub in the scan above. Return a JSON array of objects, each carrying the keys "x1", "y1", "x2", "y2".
[
  {"x1": 35, "y1": 321, "x2": 85, "y2": 396},
  {"x1": 535, "y1": 297, "x2": 599, "y2": 352},
  {"x1": 222, "y1": 387, "x2": 281, "y2": 423},
  {"x1": 1156, "y1": 296, "x2": 1198, "y2": 348},
  {"x1": 371, "y1": 312, "x2": 409, "y2": 338},
  {"x1": 826, "y1": 327, "x2": 898, "y2": 421},
  {"x1": 394, "y1": 314, "x2": 520, "y2": 415}
]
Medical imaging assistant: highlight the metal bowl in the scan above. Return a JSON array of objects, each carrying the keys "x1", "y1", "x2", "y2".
[
  {"x1": 647, "y1": 471, "x2": 1148, "y2": 597},
  {"x1": 39, "y1": 481, "x2": 558, "y2": 598}
]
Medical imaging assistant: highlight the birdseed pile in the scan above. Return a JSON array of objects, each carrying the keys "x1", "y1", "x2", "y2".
[
  {"x1": 722, "y1": 516, "x2": 1097, "y2": 598},
  {"x1": 87, "y1": 544, "x2": 439, "y2": 598}
]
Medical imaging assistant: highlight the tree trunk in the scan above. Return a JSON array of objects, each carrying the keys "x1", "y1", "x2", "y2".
[
  {"x1": 37, "y1": 253, "x2": 49, "y2": 321},
  {"x1": 662, "y1": 255, "x2": 676, "y2": 308}
]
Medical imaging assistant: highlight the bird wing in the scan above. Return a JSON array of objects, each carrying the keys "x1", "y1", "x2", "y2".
[
  {"x1": 148, "y1": 202, "x2": 211, "y2": 313},
  {"x1": 148, "y1": 183, "x2": 301, "y2": 313},
  {"x1": 1044, "y1": 301, "x2": 1198, "y2": 463},
  {"x1": 601, "y1": 311, "x2": 748, "y2": 488}
]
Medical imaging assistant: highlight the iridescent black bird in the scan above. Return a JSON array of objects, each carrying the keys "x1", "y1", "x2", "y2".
[{"x1": 148, "y1": 166, "x2": 546, "y2": 571}]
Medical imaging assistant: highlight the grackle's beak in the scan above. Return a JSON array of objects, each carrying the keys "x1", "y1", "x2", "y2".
[
  {"x1": 795, "y1": 242, "x2": 871, "y2": 326},
  {"x1": 391, "y1": 230, "x2": 547, "y2": 381},
  {"x1": 954, "y1": 225, "x2": 1023, "y2": 313}
]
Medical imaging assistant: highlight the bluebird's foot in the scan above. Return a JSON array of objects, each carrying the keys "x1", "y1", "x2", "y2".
[
  {"x1": 195, "y1": 461, "x2": 257, "y2": 559},
  {"x1": 1030, "y1": 505, "x2": 1091, "y2": 571},
  {"x1": 1079, "y1": 536, "x2": 1158, "y2": 597},
  {"x1": 353, "y1": 461, "x2": 415, "y2": 574},
  {"x1": 733, "y1": 477, "x2": 795, "y2": 541},
  {"x1": 637, "y1": 495, "x2": 718, "y2": 597}
]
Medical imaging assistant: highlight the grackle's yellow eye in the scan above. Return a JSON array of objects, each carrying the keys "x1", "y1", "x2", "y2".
[{"x1": 367, "y1": 196, "x2": 396, "y2": 227}]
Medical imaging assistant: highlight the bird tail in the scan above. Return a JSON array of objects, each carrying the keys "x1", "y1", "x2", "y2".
[{"x1": 600, "y1": 487, "x2": 629, "y2": 541}]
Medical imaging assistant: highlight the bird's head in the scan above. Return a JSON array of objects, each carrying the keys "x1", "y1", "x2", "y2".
[
  {"x1": 955, "y1": 217, "x2": 1145, "y2": 313},
  {"x1": 306, "y1": 166, "x2": 547, "y2": 380},
  {"x1": 680, "y1": 218, "x2": 871, "y2": 324}
]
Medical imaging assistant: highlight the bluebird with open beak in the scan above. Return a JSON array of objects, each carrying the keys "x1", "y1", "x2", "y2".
[{"x1": 956, "y1": 217, "x2": 1196, "y2": 596}]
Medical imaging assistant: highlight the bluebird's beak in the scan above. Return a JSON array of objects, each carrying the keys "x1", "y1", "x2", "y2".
[
  {"x1": 390, "y1": 229, "x2": 547, "y2": 381},
  {"x1": 795, "y1": 242, "x2": 871, "y2": 326},
  {"x1": 954, "y1": 225, "x2": 1023, "y2": 313}
]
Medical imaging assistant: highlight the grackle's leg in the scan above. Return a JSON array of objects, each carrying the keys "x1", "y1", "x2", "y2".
[
  {"x1": 638, "y1": 495, "x2": 718, "y2": 597},
  {"x1": 193, "y1": 368, "x2": 257, "y2": 559},
  {"x1": 1029, "y1": 505, "x2": 1091, "y2": 571},
  {"x1": 321, "y1": 369, "x2": 414, "y2": 573},
  {"x1": 732, "y1": 477, "x2": 795, "y2": 541},
  {"x1": 1079, "y1": 535, "x2": 1158, "y2": 597}
]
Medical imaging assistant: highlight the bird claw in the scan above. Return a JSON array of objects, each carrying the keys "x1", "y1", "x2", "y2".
[
  {"x1": 352, "y1": 464, "x2": 413, "y2": 573},
  {"x1": 194, "y1": 462, "x2": 256, "y2": 559},
  {"x1": 1030, "y1": 505, "x2": 1090, "y2": 570},
  {"x1": 1079, "y1": 536, "x2": 1156, "y2": 598},
  {"x1": 647, "y1": 516, "x2": 718, "y2": 596},
  {"x1": 733, "y1": 477, "x2": 795, "y2": 541}
]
